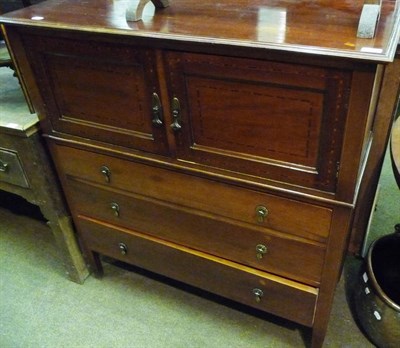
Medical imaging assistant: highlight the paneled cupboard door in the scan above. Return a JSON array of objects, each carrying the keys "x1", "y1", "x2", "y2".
[
  {"x1": 22, "y1": 34, "x2": 169, "y2": 155},
  {"x1": 165, "y1": 52, "x2": 352, "y2": 192}
]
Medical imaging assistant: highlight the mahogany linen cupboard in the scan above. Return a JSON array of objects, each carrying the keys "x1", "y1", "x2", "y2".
[{"x1": 1, "y1": 0, "x2": 399, "y2": 347}]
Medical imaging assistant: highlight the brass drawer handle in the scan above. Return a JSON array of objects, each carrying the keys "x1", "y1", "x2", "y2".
[
  {"x1": 252, "y1": 288, "x2": 264, "y2": 303},
  {"x1": 255, "y1": 205, "x2": 268, "y2": 223},
  {"x1": 170, "y1": 97, "x2": 182, "y2": 131},
  {"x1": 256, "y1": 244, "x2": 268, "y2": 260},
  {"x1": 151, "y1": 92, "x2": 163, "y2": 126},
  {"x1": 118, "y1": 242, "x2": 128, "y2": 255},
  {"x1": 110, "y1": 202, "x2": 120, "y2": 217},
  {"x1": 100, "y1": 165, "x2": 111, "y2": 183},
  {"x1": 0, "y1": 160, "x2": 9, "y2": 173}
]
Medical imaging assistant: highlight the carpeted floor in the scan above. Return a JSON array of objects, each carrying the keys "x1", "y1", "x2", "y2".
[{"x1": 0, "y1": 52, "x2": 398, "y2": 348}]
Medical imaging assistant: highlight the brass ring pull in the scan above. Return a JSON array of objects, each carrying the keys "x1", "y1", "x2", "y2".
[
  {"x1": 0, "y1": 160, "x2": 9, "y2": 173},
  {"x1": 252, "y1": 288, "x2": 264, "y2": 303},
  {"x1": 256, "y1": 244, "x2": 268, "y2": 259},
  {"x1": 255, "y1": 205, "x2": 268, "y2": 223},
  {"x1": 110, "y1": 202, "x2": 120, "y2": 217},
  {"x1": 100, "y1": 165, "x2": 111, "y2": 183},
  {"x1": 118, "y1": 242, "x2": 128, "y2": 255}
]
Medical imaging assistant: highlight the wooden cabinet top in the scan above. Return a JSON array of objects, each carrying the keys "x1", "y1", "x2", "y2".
[{"x1": 0, "y1": 0, "x2": 399, "y2": 62}]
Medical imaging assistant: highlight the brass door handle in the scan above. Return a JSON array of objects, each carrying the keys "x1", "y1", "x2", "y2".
[
  {"x1": 151, "y1": 92, "x2": 163, "y2": 126},
  {"x1": 170, "y1": 97, "x2": 182, "y2": 131}
]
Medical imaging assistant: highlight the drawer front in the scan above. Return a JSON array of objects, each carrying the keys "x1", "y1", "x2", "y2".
[
  {"x1": 0, "y1": 148, "x2": 29, "y2": 188},
  {"x1": 76, "y1": 216, "x2": 318, "y2": 327},
  {"x1": 67, "y1": 179, "x2": 325, "y2": 285},
  {"x1": 52, "y1": 144, "x2": 333, "y2": 243}
]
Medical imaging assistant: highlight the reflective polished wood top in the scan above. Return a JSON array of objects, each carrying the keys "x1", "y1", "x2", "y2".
[{"x1": 1, "y1": 0, "x2": 399, "y2": 62}]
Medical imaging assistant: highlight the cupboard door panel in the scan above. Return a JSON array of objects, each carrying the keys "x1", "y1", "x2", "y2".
[
  {"x1": 166, "y1": 52, "x2": 351, "y2": 192},
  {"x1": 186, "y1": 76, "x2": 324, "y2": 168},
  {"x1": 22, "y1": 33, "x2": 169, "y2": 155}
]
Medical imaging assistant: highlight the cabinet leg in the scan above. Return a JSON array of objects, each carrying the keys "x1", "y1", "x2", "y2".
[
  {"x1": 46, "y1": 216, "x2": 89, "y2": 284},
  {"x1": 310, "y1": 326, "x2": 326, "y2": 348},
  {"x1": 86, "y1": 250, "x2": 104, "y2": 278}
]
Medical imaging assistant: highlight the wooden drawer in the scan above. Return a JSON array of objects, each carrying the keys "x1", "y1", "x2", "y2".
[
  {"x1": 76, "y1": 215, "x2": 318, "y2": 327},
  {"x1": 0, "y1": 148, "x2": 29, "y2": 188},
  {"x1": 66, "y1": 179, "x2": 325, "y2": 285},
  {"x1": 52, "y1": 145, "x2": 333, "y2": 243}
]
